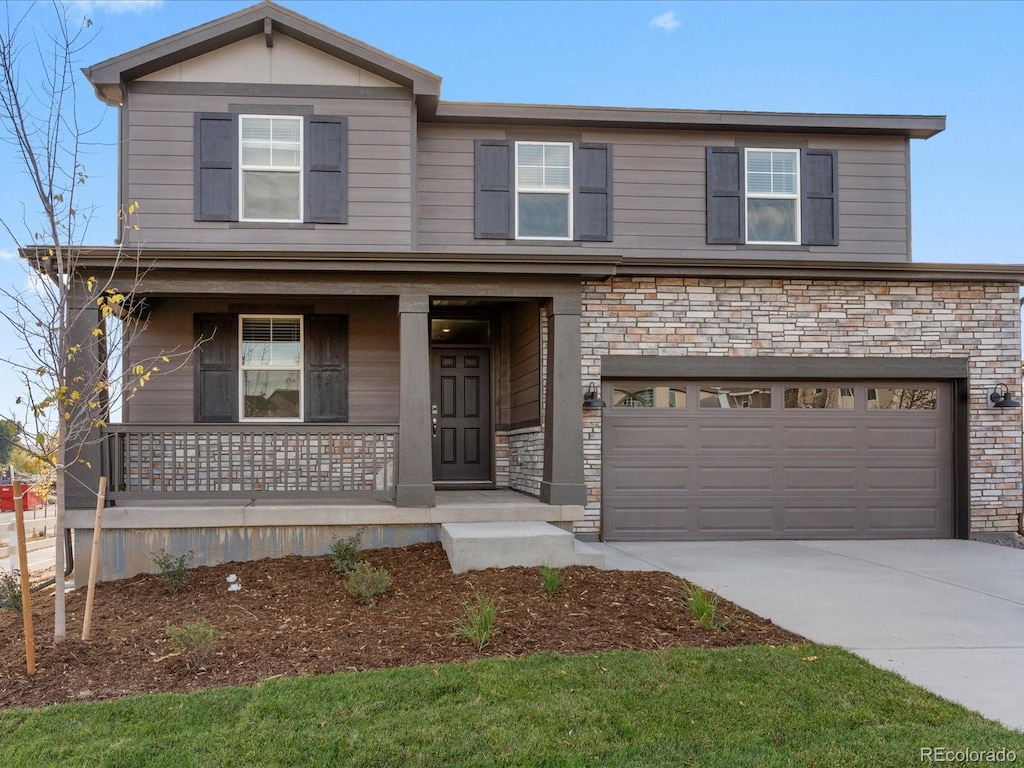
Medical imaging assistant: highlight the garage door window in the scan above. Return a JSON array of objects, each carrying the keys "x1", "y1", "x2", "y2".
[
  {"x1": 613, "y1": 386, "x2": 686, "y2": 408},
  {"x1": 699, "y1": 386, "x2": 771, "y2": 409},
  {"x1": 867, "y1": 387, "x2": 937, "y2": 410},
  {"x1": 784, "y1": 387, "x2": 855, "y2": 409}
]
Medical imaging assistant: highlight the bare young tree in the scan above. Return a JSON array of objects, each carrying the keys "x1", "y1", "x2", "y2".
[{"x1": 0, "y1": 2, "x2": 191, "y2": 642}]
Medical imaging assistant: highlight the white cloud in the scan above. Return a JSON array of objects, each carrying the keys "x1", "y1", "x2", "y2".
[
  {"x1": 0, "y1": 248, "x2": 16, "y2": 261},
  {"x1": 75, "y1": 0, "x2": 164, "y2": 16},
  {"x1": 651, "y1": 11, "x2": 681, "y2": 32}
]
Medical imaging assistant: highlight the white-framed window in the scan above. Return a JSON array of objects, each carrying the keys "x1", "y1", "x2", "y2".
[
  {"x1": 745, "y1": 148, "x2": 799, "y2": 244},
  {"x1": 515, "y1": 141, "x2": 572, "y2": 239},
  {"x1": 239, "y1": 115, "x2": 303, "y2": 222},
  {"x1": 240, "y1": 315, "x2": 303, "y2": 421}
]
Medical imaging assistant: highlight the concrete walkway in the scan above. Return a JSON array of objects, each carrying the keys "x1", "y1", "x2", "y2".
[{"x1": 592, "y1": 539, "x2": 1024, "y2": 732}]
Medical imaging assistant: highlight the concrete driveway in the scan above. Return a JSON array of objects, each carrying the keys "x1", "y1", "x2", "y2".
[{"x1": 597, "y1": 539, "x2": 1024, "y2": 732}]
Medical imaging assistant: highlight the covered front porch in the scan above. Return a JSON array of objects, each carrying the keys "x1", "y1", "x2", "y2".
[{"x1": 63, "y1": 267, "x2": 598, "y2": 579}]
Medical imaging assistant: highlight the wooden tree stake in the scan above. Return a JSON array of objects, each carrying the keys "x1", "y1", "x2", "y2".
[
  {"x1": 12, "y1": 480, "x2": 36, "y2": 675},
  {"x1": 81, "y1": 475, "x2": 107, "y2": 641}
]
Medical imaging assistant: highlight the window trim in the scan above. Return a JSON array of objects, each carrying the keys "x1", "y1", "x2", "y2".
[
  {"x1": 239, "y1": 314, "x2": 304, "y2": 423},
  {"x1": 238, "y1": 114, "x2": 304, "y2": 224},
  {"x1": 744, "y1": 147, "x2": 800, "y2": 246},
  {"x1": 514, "y1": 140, "x2": 573, "y2": 241}
]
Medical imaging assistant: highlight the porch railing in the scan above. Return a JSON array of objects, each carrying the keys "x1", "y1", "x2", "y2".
[{"x1": 101, "y1": 424, "x2": 398, "y2": 502}]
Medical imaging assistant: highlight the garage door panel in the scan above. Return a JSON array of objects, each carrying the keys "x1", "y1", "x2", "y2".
[
  {"x1": 866, "y1": 466, "x2": 941, "y2": 491},
  {"x1": 865, "y1": 504, "x2": 948, "y2": 533},
  {"x1": 782, "y1": 466, "x2": 858, "y2": 492},
  {"x1": 603, "y1": 379, "x2": 952, "y2": 541},
  {"x1": 606, "y1": 422, "x2": 693, "y2": 452},
  {"x1": 606, "y1": 464, "x2": 691, "y2": 491},
  {"x1": 782, "y1": 425, "x2": 858, "y2": 451},
  {"x1": 605, "y1": 504, "x2": 696, "y2": 538},
  {"x1": 697, "y1": 505, "x2": 774, "y2": 532},
  {"x1": 698, "y1": 466, "x2": 775, "y2": 492},
  {"x1": 697, "y1": 425, "x2": 773, "y2": 451},
  {"x1": 864, "y1": 426, "x2": 942, "y2": 451},
  {"x1": 782, "y1": 504, "x2": 860, "y2": 532}
]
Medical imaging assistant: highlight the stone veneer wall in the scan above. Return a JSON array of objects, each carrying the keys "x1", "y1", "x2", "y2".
[
  {"x1": 507, "y1": 426, "x2": 544, "y2": 496},
  {"x1": 579, "y1": 277, "x2": 1023, "y2": 537}
]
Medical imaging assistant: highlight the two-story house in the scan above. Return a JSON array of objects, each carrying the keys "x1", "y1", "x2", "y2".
[{"x1": 66, "y1": 1, "x2": 1023, "y2": 581}]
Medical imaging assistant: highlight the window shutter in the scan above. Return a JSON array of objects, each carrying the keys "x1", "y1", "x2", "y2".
[
  {"x1": 574, "y1": 142, "x2": 613, "y2": 242},
  {"x1": 305, "y1": 315, "x2": 349, "y2": 423},
  {"x1": 474, "y1": 139, "x2": 513, "y2": 239},
  {"x1": 305, "y1": 116, "x2": 348, "y2": 224},
  {"x1": 801, "y1": 149, "x2": 839, "y2": 246},
  {"x1": 194, "y1": 314, "x2": 238, "y2": 423},
  {"x1": 194, "y1": 113, "x2": 238, "y2": 222},
  {"x1": 706, "y1": 147, "x2": 744, "y2": 244}
]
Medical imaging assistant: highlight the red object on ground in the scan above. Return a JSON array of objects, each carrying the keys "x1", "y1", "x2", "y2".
[{"x1": 0, "y1": 485, "x2": 44, "y2": 512}]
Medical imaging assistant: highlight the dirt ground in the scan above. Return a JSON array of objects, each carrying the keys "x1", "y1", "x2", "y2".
[{"x1": 0, "y1": 543, "x2": 803, "y2": 709}]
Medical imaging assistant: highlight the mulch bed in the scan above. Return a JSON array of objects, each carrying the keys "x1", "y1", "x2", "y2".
[{"x1": 0, "y1": 543, "x2": 803, "y2": 709}]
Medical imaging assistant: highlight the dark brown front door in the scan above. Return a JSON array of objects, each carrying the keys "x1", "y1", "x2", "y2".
[{"x1": 431, "y1": 347, "x2": 491, "y2": 483}]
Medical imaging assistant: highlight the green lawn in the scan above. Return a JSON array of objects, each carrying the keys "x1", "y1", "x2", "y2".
[{"x1": 1, "y1": 645, "x2": 1020, "y2": 767}]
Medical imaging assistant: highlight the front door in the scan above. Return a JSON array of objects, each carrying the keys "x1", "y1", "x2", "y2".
[{"x1": 431, "y1": 347, "x2": 492, "y2": 483}]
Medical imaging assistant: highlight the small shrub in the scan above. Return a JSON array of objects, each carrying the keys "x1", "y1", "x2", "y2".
[
  {"x1": 345, "y1": 560, "x2": 391, "y2": 605},
  {"x1": 0, "y1": 569, "x2": 22, "y2": 613},
  {"x1": 165, "y1": 619, "x2": 219, "y2": 669},
  {"x1": 539, "y1": 565, "x2": 563, "y2": 596},
  {"x1": 681, "y1": 584, "x2": 729, "y2": 631},
  {"x1": 329, "y1": 530, "x2": 364, "y2": 574},
  {"x1": 151, "y1": 549, "x2": 193, "y2": 595},
  {"x1": 451, "y1": 593, "x2": 500, "y2": 651}
]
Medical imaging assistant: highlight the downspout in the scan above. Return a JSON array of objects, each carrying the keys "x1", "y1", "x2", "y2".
[{"x1": 31, "y1": 528, "x2": 74, "y2": 592}]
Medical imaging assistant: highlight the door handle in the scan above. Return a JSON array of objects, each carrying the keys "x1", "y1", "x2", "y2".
[{"x1": 432, "y1": 416, "x2": 438, "y2": 438}]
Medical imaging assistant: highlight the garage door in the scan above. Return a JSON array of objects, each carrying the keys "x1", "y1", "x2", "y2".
[{"x1": 602, "y1": 381, "x2": 953, "y2": 540}]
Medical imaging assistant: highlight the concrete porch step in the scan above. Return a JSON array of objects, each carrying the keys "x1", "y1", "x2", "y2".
[{"x1": 440, "y1": 521, "x2": 606, "y2": 574}]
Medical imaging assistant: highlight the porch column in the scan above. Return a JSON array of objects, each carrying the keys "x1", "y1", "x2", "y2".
[
  {"x1": 396, "y1": 293, "x2": 435, "y2": 507},
  {"x1": 64, "y1": 277, "x2": 108, "y2": 509},
  {"x1": 540, "y1": 293, "x2": 586, "y2": 505}
]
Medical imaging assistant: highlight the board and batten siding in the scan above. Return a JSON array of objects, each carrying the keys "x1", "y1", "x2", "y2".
[
  {"x1": 417, "y1": 124, "x2": 910, "y2": 262},
  {"x1": 509, "y1": 302, "x2": 542, "y2": 429},
  {"x1": 123, "y1": 87, "x2": 413, "y2": 251},
  {"x1": 124, "y1": 298, "x2": 399, "y2": 424}
]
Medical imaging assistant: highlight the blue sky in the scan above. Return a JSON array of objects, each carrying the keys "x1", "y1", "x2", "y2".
[{"x1": 0, "y1": 0, "x2": 1022, "y2": 418}]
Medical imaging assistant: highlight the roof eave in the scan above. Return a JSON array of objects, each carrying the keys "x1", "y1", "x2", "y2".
[{"x1": 428, "y1": 102, "x2": 946, "y2": 139}]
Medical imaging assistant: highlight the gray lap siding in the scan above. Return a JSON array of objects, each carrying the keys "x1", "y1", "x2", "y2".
[{"x1": 579, "y1": 277, "x2": 1022, "y2": 537}]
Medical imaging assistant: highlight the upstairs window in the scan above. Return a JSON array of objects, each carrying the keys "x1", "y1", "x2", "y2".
[
  {"x1": 474, "y1": 139, "x2": 612, "y2": 242},
  {"x1": 516, "y1": 141, "x2": 572, "y2": 239},
  {"x1": 745, "y1": 149, "x2": 799, "y2": 244},
  {"x1": 706, "y1": 146, "x2": 838, "y2": 246},
  {"x1": 240, "y1": 116, "x2": 302, "y2": 222},
  {"x1": 240, "y1": 316, "x2": 303, "y2": 420},
  {"x1": 194, "y1": 113, "x2": 348, "y2": 225}
]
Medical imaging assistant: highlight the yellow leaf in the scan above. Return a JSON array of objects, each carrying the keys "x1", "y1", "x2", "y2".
[
  {"x1": 128, "y1": 201, "x2": 138, "y2": 215},
  {"x1": 91, "y1": 327, "x2": 104, "y2": 337},
  {"x1": 161, "y1": 356, "x2": 170, "y2": 363},
  {"x1": 132, "y1": 364, "x2": 144, "y2": 375}
]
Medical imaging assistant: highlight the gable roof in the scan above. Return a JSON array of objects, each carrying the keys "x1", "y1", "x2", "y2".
[{"x1": 83, "y1": 0, "x2": 442, "y2": 105}]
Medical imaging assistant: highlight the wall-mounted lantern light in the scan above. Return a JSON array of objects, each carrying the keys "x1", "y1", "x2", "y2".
[
  {"x1": 583, "y1": 381, "x2": 606, "y2": 409},
  {"x1": 989, "y1": 383, "x2": 1022, "y2": 408}
]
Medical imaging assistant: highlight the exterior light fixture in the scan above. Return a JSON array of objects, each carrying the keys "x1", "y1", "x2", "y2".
[
  {"x1": 989, "y1": 383, "x2": 1021, "y2": 408},
  {"x1": 583, "y1": 381, "x2": 606, "y2": 409}
]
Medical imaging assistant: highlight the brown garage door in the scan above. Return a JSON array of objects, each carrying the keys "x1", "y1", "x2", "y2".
[{"x1": 602, "y1": 381, "x2": 953, "y2": 540}]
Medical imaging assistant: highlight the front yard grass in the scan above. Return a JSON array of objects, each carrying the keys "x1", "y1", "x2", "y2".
[{"x1": 2, "y1": 644, "x2": 1021, "y2": 767}]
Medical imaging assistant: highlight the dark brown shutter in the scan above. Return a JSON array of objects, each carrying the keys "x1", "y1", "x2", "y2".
[
  {"x1": 305, "y1": 315, "x2": 348, "y2": 423},
  {"x1": 801, "y1": 148, "x2": 839, "y2": 246},
  {"x1": 706, "y1": 146, "x2": 744, "y2": 244},
  {"x1": 194, "y1": 314, "x2": 238, "y2": 423},
  {"x1": 194, "y1": 113, "x2": 238, "y2": 222},
  {"x1": 305, "y1": 116, "x2": 348, "y2": 224},
  {"x1": 574, "y1": 142, "x2": 613, "y2": 242},
  {"x1": 474, "y1": 139, "x2": 513, "y2": 239}
]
